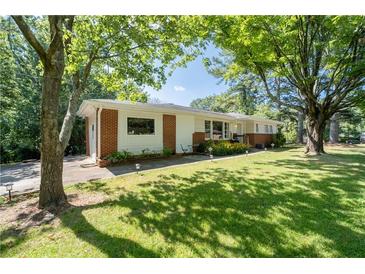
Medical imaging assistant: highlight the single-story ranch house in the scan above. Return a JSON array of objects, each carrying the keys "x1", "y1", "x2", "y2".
[{"x1": 77, "y1": 99, "x2": 283, "y2": 163}]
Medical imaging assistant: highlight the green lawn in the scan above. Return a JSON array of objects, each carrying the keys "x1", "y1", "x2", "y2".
[{"x1": 1, "y1": 145, "x2": 365, "y2": 257}]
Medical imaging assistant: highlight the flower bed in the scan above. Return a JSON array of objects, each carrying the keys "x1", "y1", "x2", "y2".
[
  {"x1": 197, "y1": 140, "x2": 250, "y2": 156},
  {"x1": 100, "y1": 147, "x2": 174, "y2": 167}
]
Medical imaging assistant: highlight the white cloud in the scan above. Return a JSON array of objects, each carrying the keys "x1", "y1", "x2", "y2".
[{"x1": 173, "y1": 85, "x2": 186, "y2": 92}]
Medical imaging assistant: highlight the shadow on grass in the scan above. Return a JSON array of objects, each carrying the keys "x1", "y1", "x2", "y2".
[
  {"x1": 3, "y1": 148, "x2": 365, "y2": 257},
  {"x1": 115, "y1": 167, "x2": 365, "y2": 257},
  {"x1": 62, "y1": 150, "x2": 364, "y2": 257},
  {"x1": 60, "y1": 205, "x2": 158, "y2": 257}
]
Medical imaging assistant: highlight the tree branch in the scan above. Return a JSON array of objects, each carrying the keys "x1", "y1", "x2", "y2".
[
  {"x1": 63, "y1": 16, "x2": 75, "y2": 56},
  {"x1": 11, "y1": 16, "x2": 47, "y2": 65},
  {"x1": 46, "y1": 16, "x2": 65, "y2": 60},
  {"x1": 59, "y1": 52, "x2": 96, "y2": 150},
  {"x1": 254, "y1": 63, "x2": 304, "y2": 112}
]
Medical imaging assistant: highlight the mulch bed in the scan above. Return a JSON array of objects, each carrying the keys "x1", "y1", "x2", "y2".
[{"x1": 0, "y1": 192, "x2": 106, "y2": 233}]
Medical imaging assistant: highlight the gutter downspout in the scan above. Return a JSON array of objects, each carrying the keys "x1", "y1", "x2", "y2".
[{"x1": 97, "y1": 108, "x2": 102, "y2": 161}]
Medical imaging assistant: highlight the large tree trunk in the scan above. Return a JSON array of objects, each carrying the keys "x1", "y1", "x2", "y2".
[
  {"x1": 329, "y1": 113, "x2": 340, "y2": 144},
  {"x1": 38, "y1": 17, "x2": 67, "y2": 208},
  {"x1": 305, "y1": 116, "x2": 326, "y2": 154},
  {"x1": 12, "y1": 16, "x2": 77, "y2": 208},
  {"x1": 296, "y1": 111, "x2": 304, "y2": 144},
  {"x1": 38, "y1": 69, "x2": 66, "y2": 208}
]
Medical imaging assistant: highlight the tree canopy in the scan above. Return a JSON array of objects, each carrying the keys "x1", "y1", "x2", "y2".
[
  {"x1": 8, "y1": 15, "x2": 208, "y2": 207},
  {"x1": 206, "y1": 15, "x2": 365, "y2": 153}
]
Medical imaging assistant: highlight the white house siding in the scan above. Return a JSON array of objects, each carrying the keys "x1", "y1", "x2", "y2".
[
  {"x1": 176, "y1": 114, "x2": 195, "y2": 153},
  {"x1": 117, "y1": 109, "x2": 163, "y2": 154},
  {"x1": 246, "y1": 120, "x2": 255, "y2": 134},
  {"x1": 234, "y1": 121, "x2": 245, "y2": 141},
  {"x1": 194, "y1": 117, "x2": 205, "y2": 132},
  {"x1": 250, "y1": 121, "x2": 278, "y2": 134},
  {"x1": 229, "y1": 122, "x2": 235, "y2": 136}
]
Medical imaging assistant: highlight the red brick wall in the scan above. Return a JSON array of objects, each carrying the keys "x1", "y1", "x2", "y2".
[
  {"x1": 246, "y1": 134, "x2": 273, "y2": 146},
  {"x1": 85, "y1": 117, "x2": 90, "y2": 156},
  {"x1": 163, "y1": 114, "x2": 176, "y2": 153},
  {"x1": 192, "y1": 132, "x2": 205, "y2": 151},
  {"x1": 100, "y1": 109, "x2": 118, "y2": 158}
]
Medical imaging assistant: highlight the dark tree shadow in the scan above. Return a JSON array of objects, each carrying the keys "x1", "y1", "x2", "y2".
[
  {"x1": 3, "y1": 147, "x2": 365, "y2": 257},
  {"x1": 103, "y1": 147, "x2": 364, "y2": 257},
  {"x1": 60, "y1": 204, "x2": 158, "y2": 258}
]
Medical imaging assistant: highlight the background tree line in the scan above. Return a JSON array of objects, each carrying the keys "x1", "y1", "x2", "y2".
[{"x1": 191, "y1": 16, "x2": 365, "y2": 149}]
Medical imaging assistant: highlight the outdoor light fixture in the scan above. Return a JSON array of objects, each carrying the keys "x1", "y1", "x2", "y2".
[
  {"x1": 135, "y1": 163, "x2": 141, "y2": 174},
  {"x1": 271, "y1": 143, "x2": 275, "y2": 149},
  {"x1": 208, "y1": 147, "x2": 213, "y2": 161},
  {"x1": 246, "y1": 150, "x2": 249, "y2": 156},
  {"x1": 265, "y1": 147, "x2": 267, "y2": 151},
  {"x1": 5, "y1": 183, "x2": 13, "y2": 202}
]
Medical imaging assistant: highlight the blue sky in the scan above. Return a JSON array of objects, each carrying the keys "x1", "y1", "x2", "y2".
[{"x1": 145, "y1": 45, "x2": 229, "y2": 106}]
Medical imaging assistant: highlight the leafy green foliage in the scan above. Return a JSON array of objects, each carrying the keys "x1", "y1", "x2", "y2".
[
  {"x1": 197, "y1": 140, "x2": 250, "y2": 156},
  {"x1": 106, "y1": 150, "x2": 132, "y2": 163},
  {"x1": 196, "y1": 139, "x2": 214, "y2": 153},
  {"x1": 282, "y1": 121, "x2": 297, "y2": 144},
  {"x1": 206, "y1": 16, "x2": 365, "y2": 152},
  {"x1": 273, "y1": 128, "x2": 286, "y2": 147},
  {"x1": 191, "y1": 71, "x2": 265, "y2": 115},
  {"x1": 212, "y1": 141, "x2": 250, "y2": 156},
  {"x1": 1, "y1": 16, "x2": 208, "y2": 163},
  {"x1": 105, "y1": 147, "x2": 174, "y2": 163},
  {"x1": 0, "y1": 17, "x2": 42, "y2": 162},
  {"x1": 65, "y1": 16, "x2": 208, "y2": 93},
  {"x1": 162, "y1": 147, "x2": 173, "y2": 157},
  {"x1": 337, "y1": 107, "x2": 365, "y2": 141}
]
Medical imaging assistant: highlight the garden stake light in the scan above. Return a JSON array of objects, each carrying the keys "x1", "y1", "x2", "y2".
[
  {"x1": 5, "y1": 183, "x2": 13, "y2": 202},
  {"x1": 135, "y1": 163, "x2": 141, "y2": 174},
  {"x1": 208, "y1": 147, "x2": 213, "y2": 161}
]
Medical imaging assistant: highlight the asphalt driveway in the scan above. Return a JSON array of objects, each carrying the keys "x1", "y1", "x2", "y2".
[
  {"x1": 0, "y1": 151, "x2": 264, "y2": 196},
  {"x1": 0, "y1": 154, "x2": 211, "y2": 195}
]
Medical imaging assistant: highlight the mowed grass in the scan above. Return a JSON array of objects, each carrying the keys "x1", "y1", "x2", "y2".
[{"x1": 1, "y1": 145, "x2": 365, "y2": 257}]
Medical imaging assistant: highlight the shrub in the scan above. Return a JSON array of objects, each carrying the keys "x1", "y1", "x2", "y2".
[
  {"x1": 196, "y1": 143, "x2": 206, "y2": 153},
  {"x1": 140, "y1": 148, "x2": 161, "y2": 159},
  {"x1": 162, "y1": 147, "x2": 173, "y2": 157},
  {"x1": 105, "y1": 150, "x2": 132, "y2": 163},
  {"x1": 209, "y1": 141, "x2": 250, "y2": 156},
  {"x1": 282, "y1": 121, "x2": 297, "y2": 144},
  {"x1": 273, "y1": 128, "x2": 286, "y2": 147},
  {"x1": 196, "y1": 139, "x2": 214, "y2": 153}
]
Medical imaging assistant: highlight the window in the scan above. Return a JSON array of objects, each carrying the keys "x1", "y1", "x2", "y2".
[
  {"x1": 269, "y1": 125, "x2": 273, "y2": 133},
  {"x1": 205, "y1": 120, "x2": 211, "y2": 139},
  {"x1": 213, "y1": 121, "x2": 223, "y2": 140},
  {"x1": 127, "y1": 117, "x2": 155, "y2": 135},
  {"x1": 224, "y1": 122, "x2": 230, "y2": 139},
  {"x1": 256, "y1": 124, "x2": 259, "y2": 133},
  {"x1": 265, "y1": 125, "x2": 269, "y2": 133}
]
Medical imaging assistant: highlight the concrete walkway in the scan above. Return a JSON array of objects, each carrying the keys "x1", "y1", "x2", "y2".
[{"x1": 0, "y1": 151, "x2": 263, "y2": 196}]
